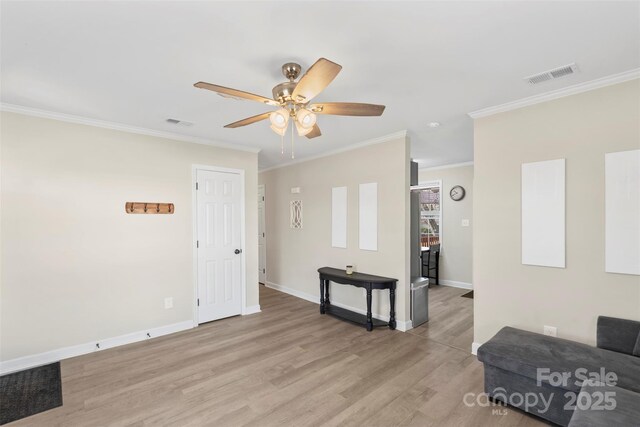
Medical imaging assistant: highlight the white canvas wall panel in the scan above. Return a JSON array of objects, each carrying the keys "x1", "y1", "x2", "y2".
[
  {"x1": 605, "y1": 149, "x2": 640, "y2": 275},
  {"x1": 332, "y1": 186, "x2": 347, "y2": 248},
  {"x1": 359, "y1": 183, "x2": 378, "y2": 251},
  {"x1": 521, "y1": 159, "x2": 566, "y2": 268}
]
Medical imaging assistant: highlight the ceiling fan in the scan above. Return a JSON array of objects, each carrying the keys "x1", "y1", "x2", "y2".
[{"x1": 194, "y1": 58, "x2": 385, "y2": 156}]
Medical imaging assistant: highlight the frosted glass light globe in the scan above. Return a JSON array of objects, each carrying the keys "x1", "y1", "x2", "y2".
[
  {"x1": 296, "y1": 109, "x2": 317, "y2": 129},
  {"x1": 269, "y1": 108, "x2": 289, "y2": 129}
]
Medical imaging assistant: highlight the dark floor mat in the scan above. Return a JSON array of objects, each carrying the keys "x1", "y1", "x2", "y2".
[{"x1": 0, "y1": 362, "x2": 62, "y2": 425}]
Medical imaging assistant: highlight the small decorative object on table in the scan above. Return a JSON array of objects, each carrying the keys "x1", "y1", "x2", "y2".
[{"x1": 345, "y1": 265, "x2": 353, "y2": 275}]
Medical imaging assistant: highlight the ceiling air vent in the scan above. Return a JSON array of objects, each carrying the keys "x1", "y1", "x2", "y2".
[
  {"x1": 166, "y1": 118, "x2": 193, "y2": 126},
  {"x1": 524, "y1": 63, "x2": 578, "y2": 85}
]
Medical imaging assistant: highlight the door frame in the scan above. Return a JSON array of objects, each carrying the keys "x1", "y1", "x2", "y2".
[
  {"x1": 258, "y1": 184, "x2": 266, "y2": 284},
  {"x1": 191, "y1": 164, "x2": 247, "y2": 327}
]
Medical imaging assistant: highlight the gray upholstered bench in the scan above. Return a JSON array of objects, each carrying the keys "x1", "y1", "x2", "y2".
[
  {"x1": 477, "y1": 316, "x2": 640, "y2": 426},
  {"x1": 568, "y1": 379, "x2": 640, "y2": 427}
]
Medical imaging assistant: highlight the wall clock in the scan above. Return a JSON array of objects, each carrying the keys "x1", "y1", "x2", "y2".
[{"x1": 450, "y1": 185, "x2": 465, "y2": 201}]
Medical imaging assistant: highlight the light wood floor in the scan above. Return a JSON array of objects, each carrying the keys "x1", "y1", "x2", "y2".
[
  {"x1": 11, "y1": 285, "x2": 547, "y2": 426},
  {"x1": 408, "y1": 285, "x2": 474, "y2": 353}
]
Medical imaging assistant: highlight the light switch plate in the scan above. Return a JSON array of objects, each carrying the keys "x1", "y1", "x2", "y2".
[
  {"x1": 164, "y1": 297, "x2": 173, "y2": 309},
  {"x1": 291, "y1": 187, "x2": 301, "y2": 194},
  {"x1": 461, "y1": 219, "x2": 470, "y2": 227}
]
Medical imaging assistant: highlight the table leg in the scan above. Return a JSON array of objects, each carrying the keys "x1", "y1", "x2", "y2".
[
  {"x1": 389, "y1": 285, "x2": 396, "y2": 330},
  {"x1": 325, "y1": 280, "x2": 330, "y2": 306},
  {"x1": 366, "y1": 285, "x2": 373, "y2": 331},
  {"x1": 320, "y1": 278, "x2": 326, "y2": 314}
]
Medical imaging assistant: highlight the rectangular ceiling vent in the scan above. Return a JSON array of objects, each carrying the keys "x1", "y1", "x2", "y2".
[
  {"x1": 166, "y1": 118, "x2": 193, "y2": 126},
  {"x1": 525, "y1": 63, "x2": 578, "y2": 85}
]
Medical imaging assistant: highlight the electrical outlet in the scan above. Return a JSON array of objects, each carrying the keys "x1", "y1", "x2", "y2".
[
  {"x1": 461, "y1": 219, "x2": 470, "y2": 227},
  {"x1": 543, "y1": 325, "x2": 557, "y2": 337},
  {"x1": 164, "y1": 297, "x2": 173, "y2": 309}
]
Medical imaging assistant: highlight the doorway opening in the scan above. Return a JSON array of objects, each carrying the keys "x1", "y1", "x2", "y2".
[{"x1": 409, "y1": 179, "x2": 472, "y2": 352}]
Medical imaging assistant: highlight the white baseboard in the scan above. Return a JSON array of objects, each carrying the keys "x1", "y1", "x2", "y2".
[
  {"x1": 397, "y1": 320, "x2": 412, "y2": 332},
  {"x1": 439, "y1": 280, "x2": 473, "y2": 290},
  {"x1": 472, "y1": 342, "x2": 482, "y2": 355},
  {"x1": 243, "y1": 305, "x2": 261, "y2": 315},
  {"x1": 265, "y1": 281, "x2": 317, "y2": 304},
  {"x1": 265, "y1": 281, "x2": 412, "y2": 332},
  {"x1": 0, "y1": 320, "x2": 194, "y2": 375}
]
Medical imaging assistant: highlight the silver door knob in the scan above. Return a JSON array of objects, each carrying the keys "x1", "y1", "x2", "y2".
[{"x1": 234, "y1": 249, "x2": 242, "y2": 254}]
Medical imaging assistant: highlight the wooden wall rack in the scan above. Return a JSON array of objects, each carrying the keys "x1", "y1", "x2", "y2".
[{"x1": 125, "y1": 202, "x2": 174, "y2": 214}]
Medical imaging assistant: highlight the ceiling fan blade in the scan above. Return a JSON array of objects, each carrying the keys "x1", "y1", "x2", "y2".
[
  {"x1": 224, "y1": 112, "x2": 272, "y2": 128},
  {"x1": 305, "y1": 124, "x2": 321, "y2": 139},
  {"x1": 309, "y1": 102, "x2": 385, "y2": 116},
  {"x1": 194, "y1": 82, "x2": 279, "y2": 106},
  {"x1": 291, "y1": 58, "x2": 342, "y2": 103}
]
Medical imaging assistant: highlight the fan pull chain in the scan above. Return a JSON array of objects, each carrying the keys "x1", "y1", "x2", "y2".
[{"x1": 281, "y1": 133, "x2": 284, "y2": 155}]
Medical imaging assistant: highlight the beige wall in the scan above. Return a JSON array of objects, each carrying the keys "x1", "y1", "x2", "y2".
[
  {"x1": 474, "y1": 79, "x2": 640, "y2": 347},
  {"x1": 419, "y1": 164, "x2": 473, "y2": 285},
  {"x1": 259, "y1": 135, "x2": 411, "y2": 324},
  {"x1": 0, "y1": 112, "x2": 259, "y2": 361}
]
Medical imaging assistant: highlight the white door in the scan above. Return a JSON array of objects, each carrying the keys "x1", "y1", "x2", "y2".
[
  {"x1": 258, "y1": 185, "x2": 266, "y2": 284},
  {"x1": 196, "y1": 169, "x2": 243, "y2": 323}
]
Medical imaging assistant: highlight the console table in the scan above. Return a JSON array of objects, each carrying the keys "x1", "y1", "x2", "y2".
[{"x1": 318, "y1": 267, "x2": 397, "y2": 331}]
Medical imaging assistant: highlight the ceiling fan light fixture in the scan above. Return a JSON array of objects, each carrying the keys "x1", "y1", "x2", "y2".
[
  {"x1": 295, "y1": 121, "x2": 313, "y2": 137},
  {"x1": 270, "y1": 108, "x2": 289, "y2": 129},
  {"x1": 296, "y1": 109, "x2": 317, "y2": 129},
  {"x1": 270, "y1": 124, "x2": 286, "y2": 136},
  {"x1": 195, "y1": 58, "x2": 384, "y2": 144}
]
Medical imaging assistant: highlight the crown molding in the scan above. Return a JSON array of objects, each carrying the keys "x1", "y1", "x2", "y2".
[
  {"x1": 0, "y1": 103, "x2": 261, "y2": 154},
  {"x1": 258, "y1": 130, "x2": 408, "y2": 173},
  {"x1": 468, "y1": 68, "x2": 640, "y2": 119},
  {"x1": 418, "y1": 161, "x2": 474, "y2": 171}
]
